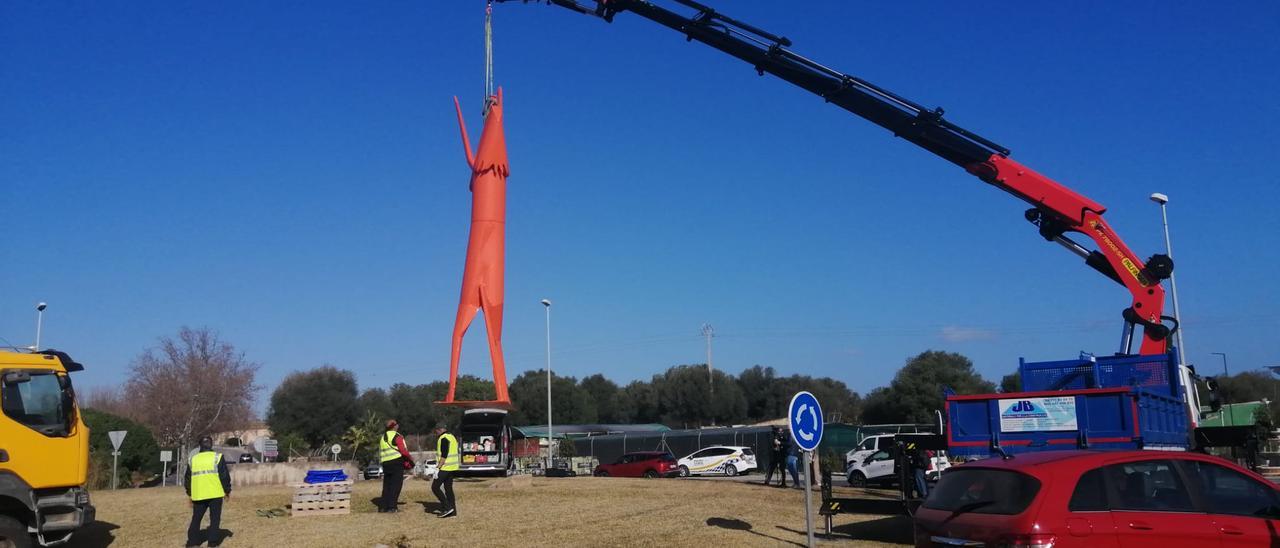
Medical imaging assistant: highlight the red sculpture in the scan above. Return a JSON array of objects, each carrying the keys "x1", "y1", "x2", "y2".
[{"x1": 441, "y1": 89, "x2": 512, "y2": 407}]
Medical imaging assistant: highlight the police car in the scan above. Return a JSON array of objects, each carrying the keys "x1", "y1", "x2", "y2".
[{"x1": 676, "y1": 446, "x2": 757, "y2": 477}]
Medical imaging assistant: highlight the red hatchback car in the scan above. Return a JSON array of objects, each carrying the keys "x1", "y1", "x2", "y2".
[
  {"x1": 593, "y1": 451, "x2": 680, "y2": 478},
  {"x1": 914, "y1": 450, "x2": 1280, "y2": 547}
]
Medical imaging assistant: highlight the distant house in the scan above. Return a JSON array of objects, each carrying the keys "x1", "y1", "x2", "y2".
[{"x1": 212, "y1": 422, "x2": 271, "y2": 448}]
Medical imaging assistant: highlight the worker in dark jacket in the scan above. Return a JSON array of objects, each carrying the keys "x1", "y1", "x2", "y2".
[
  {"x1": 377, "y1": 419, "x2": 414, "y2": 513},
  {"x1": 762, "y1": 426, "x2": 788, "y2": 487},
  {"x1": 185, "y1": 436, "x2": 231, "y2": 547}
]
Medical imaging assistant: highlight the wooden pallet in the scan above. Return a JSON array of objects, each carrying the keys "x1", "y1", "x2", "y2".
[{"x1": 290, "y1": 480, "x2": 352, "y2": 517}]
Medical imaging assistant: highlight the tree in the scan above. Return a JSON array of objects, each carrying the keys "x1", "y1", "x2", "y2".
[
  {"x1": 650, "y1": 365, "x2": 745, "y2": 427},
  {"x1": 81, "y1": 408, "x2": 161, "y2": 488},
  {"x1": 862, "y1": 350, "x2": 995, "y2": 424},
  {"x1": 508, "y1": 370, "x2": 597, "y2": 426},
  {"x1": 267, "y1": 366, "x2": 359, "y2": 446},
  {"x1": 342, "y1": 411, "x2": 384, "y2": 464},
  {"x1": 387, "y1": 383, "x2": 438, "y2": 435},
  {"x1": 125, "y1": 327, "x2": 259, "y2": 477},
  {"x1": 357, "y1": 388, "x2": 394, "y2": 420},
  {"x1": 1000, "y1": 370, "x2": 1022, "y2": 393},
  {"x1": 580, "y1": 374, "x2": 622, "y2": 423},
  {"x1": 616, "y1": 379, "x2": 659, "y2": 424},
  {"x1": 738, "y1": 365, "x2": 783, "y2": 421}
]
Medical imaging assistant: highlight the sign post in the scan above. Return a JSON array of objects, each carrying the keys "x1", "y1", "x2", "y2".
[
  {"x1": 107, "y1": 431, "x2": 127, "y2": 490},
  {"x1": 160, "y1": 450, "x2": 173, "y2": 487},
  {"x1": 330, "y1": 443, "x2": 341, "y2": 462},
  {"x1": 788, "y1": 391, "x2": 824, "y2": 548},
  {"x1": 254, "y1": 437, "x2": 279, "y2": 461}
]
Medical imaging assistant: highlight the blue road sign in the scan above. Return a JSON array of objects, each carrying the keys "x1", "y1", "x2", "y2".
[{"x1": 788, "y1": 391, "x2": 823, "y2": 451}]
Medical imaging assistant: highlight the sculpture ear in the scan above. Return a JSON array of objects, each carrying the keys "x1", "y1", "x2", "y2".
[{"x1": 454, "y1": 97, "x2": 476, "y2": 169}]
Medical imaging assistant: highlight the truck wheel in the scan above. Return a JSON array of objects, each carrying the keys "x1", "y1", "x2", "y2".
[
  {"x1": 0, "y1": 515, "x2": 33, "y2": 548},
  {"x1": 848, "y1": 471, "x2": 867, "y2": 488}
]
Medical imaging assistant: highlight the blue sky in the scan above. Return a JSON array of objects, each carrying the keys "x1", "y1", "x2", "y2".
[{"x1": 4, "y1": 1, "x2": 1278, "y2": 407}]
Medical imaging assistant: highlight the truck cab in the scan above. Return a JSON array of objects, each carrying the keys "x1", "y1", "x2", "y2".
[{"x1": 0, "y1": 349, "x2": 94, "y2": 547}]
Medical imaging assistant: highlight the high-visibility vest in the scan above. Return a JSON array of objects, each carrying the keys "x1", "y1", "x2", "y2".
[
  {"x1": 437, "y1": 432, "x2": 460, "y2": 471},
  {"x1": 189, "y1": 451, "x2": 226, "y2": 501},
  {"x1": 379, "y1": 431, "x2": 402, "y2": 463}
]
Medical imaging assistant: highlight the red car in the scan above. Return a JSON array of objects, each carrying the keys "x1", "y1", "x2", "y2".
[
  {"x1": 914, "y1": 450, "x2": 1280, "y2": 547},
  {"x1": 593, "y1": 451, "x2": 680, "y2": 478}
]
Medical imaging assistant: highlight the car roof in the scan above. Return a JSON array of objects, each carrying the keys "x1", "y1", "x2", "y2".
[
  {"x1": 957, "y1": 450, "x2": 1246, "y2": 474},
  {"x1": 696, "y1": 446, "x2": 750, "y2": 450}
]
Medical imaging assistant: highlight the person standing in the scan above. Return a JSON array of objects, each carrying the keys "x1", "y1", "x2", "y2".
[
  {"x1": 785, "y1": 440, "x2": 801, "y2": 488},
  {"x1": 185, "y1": 436, "x2": 231, "y2": 548},
  {"x1": 432, "y1": 424, "x2": 460, "y2": 518},
  {"x1": 377, "y1": 419, "x2": 414, "y2": 513},
  {"x1": 907, "y1": 442, "x2": 929, "y2": 499},
  {"x1": 762, "y1": 426, "x2": 788, "y2": 487}
]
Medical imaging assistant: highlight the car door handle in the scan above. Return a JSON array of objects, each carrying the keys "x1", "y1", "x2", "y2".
[
  {"x1": 1128, "y1": 521, "x2": 1154, "y2": 531},
  {"x1": 1220, "y1": 526, "x2": 1245, "y2": 536}
]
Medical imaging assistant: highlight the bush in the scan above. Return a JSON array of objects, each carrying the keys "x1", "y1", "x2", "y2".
[{"x1": 82, "y1": 408, "x2": 162, "y2": 488}]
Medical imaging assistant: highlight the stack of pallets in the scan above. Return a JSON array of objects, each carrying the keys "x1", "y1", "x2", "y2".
[{"x1": 290, "y1": 480, "x2": 352, "y2": 517}]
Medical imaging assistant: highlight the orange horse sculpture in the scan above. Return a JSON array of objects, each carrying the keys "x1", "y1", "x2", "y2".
[{"x1": 443, "y1": 88, "x2": 511, "y2": 407}]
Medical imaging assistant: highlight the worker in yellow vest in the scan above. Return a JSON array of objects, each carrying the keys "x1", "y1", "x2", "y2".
[
  {"x1": 431, "y1": 424, "x2": 460, "y2": 518},
  {"x1": 377, "y1": 419, "x2": 414, "y2": 513},
  {"x1": 184, "y1": 436, "x2": 231, "y2": 547}
]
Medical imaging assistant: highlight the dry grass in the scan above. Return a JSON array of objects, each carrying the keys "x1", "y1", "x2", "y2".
[{"x1": 68, "y1": 476, "x2": 913, "y2": 547}]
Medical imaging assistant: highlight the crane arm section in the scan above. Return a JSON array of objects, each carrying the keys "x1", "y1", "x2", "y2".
[{"x1": 510, "y1": 0, "x2": 1175, "y2": 353}]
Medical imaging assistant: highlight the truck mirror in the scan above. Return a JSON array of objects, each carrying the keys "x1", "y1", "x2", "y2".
[{"x1": 2, "y1": 371, "x2": 32, "y2": 384}]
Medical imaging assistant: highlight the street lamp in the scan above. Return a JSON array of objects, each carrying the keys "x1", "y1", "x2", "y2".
[
  {"x1": 541, "y1": 298, "x2": 553, "y2": 467},
  {"x1": 1150, "y1": 193, "x2": 1200, "y2": 422},
  {"x1": 1149, "y1": 193, "x2": 1187, "y2": 357},
  {"x1": 1212, "y1": 352, "x2": 1230, "y2": 426},
  {"x1": 34, "y1": 302, "x2": 47, "y2": 351}
]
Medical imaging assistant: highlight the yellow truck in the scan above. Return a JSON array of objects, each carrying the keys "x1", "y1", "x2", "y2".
[{"x1": 0, "y1": 350, "x2": 94, "y2": 547}]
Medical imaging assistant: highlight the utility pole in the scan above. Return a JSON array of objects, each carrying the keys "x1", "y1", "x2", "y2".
[
  {"x1": 701, "y1": 324, "x2": 715, "y2": 396},
  {"x1": 542, "y1": 299, "x2": 554, "y2": 467}
]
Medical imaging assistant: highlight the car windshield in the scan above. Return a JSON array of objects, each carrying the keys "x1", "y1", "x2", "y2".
[
  {"x1": 1, "y1": 371, "x2": 72, "y2": 437},
  {"x1": 923, "y1": 468, "x2": 1042, "y2": 515}
]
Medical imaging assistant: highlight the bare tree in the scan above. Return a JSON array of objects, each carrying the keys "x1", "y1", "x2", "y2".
[
  {"x1": 79, "y1": 385, "x2": 134, "y2": 418},
  {"x1": 126, "y1": 327, "x2": 260, "y2": 480}
]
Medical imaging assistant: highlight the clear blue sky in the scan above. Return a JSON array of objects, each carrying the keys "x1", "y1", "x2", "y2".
[{"x1": 4, "y1": 1, "x2": 1278, "y2": 408}]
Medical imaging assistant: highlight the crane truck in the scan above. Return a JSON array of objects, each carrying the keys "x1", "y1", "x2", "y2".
[
  {"x1": 496, "y1": 0, "x2": 1207, "y2": 424},
  {"x1": 498, "y1": 0, "x2": 1255, "y2": 523},
  {"x1": 0, "y1": 349, "x2": 94, "y2": 547}
]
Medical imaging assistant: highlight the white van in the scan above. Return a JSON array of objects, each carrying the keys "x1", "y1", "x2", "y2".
[{"x1": 844, "y1": 434, "x2": 950, "y2": 487}]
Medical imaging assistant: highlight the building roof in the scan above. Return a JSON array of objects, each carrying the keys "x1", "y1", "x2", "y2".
[
  {"x1": 513, "y1": 424, "x2": 671, "y2": 439},
  {"x1": 1198, "y1": 400, "x2": 1268, "y2": 427}
]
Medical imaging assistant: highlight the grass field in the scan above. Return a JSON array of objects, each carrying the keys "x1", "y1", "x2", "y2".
[{"x1": 66, "y1": 476, "x2": 914, "y2": 547}]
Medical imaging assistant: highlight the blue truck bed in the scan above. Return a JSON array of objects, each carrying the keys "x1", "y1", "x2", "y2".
[{"x1": 946, "y1": 386, "x2": 1190, "y2": 459}]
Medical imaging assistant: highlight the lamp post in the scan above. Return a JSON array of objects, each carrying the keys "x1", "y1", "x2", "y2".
[
  {"x1": 34, "y1": 302, "x2": 47, "y2": 351},
  {"x1": 1212, "y1": 352, "x2": 1230, "y2": 426},
  {"x1": 1150, "y1": 193, "x2": 1200, "y2": 422},
  {"x1": 541, "y1": 298, "x2": 553, "y2": 467},
  {"x1": 1149, "y1": 194, "x2": 1186, "y2": 356}
]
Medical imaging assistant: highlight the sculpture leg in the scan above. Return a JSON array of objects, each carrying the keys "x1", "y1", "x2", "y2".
[
  {"x1": 447, "y1": 300, "x2": 481, "y2": 402},
  {"x1": 479, "y1": 287, "x2": 509, "y2": 403}
]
